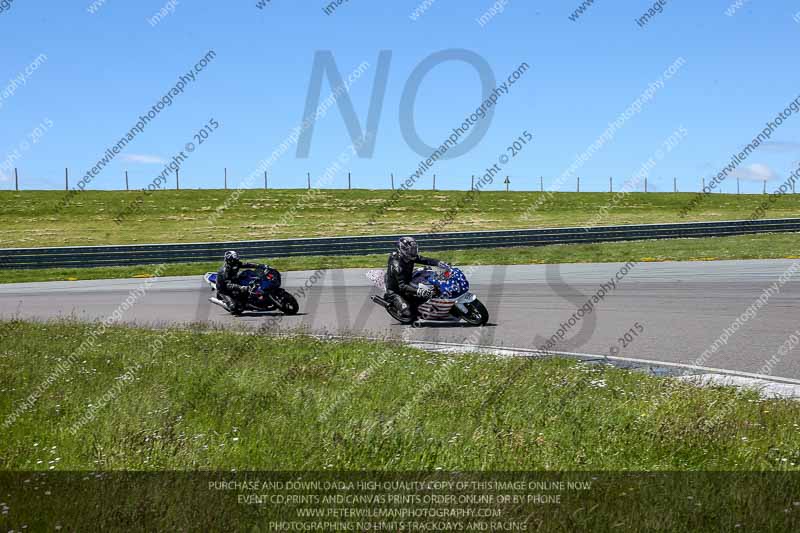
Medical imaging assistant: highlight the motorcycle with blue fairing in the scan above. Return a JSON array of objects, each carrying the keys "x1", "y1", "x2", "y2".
[
  {"x1": 204, "y1": 264, "x2": 299, "y2": 316},
  {"x1": 368, "y1": 265, "x2": 489, "y2": 326}
]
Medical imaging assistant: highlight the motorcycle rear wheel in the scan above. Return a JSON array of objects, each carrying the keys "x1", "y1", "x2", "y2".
[{"x1": 387, "y1": 305, "x2": 415, "y2": 325}]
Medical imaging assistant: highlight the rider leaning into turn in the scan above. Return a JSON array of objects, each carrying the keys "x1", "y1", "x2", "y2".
[
  {"x1": 384, "y1": 236, "x2": 449, "y2": 320},
  {"x1": 216, "y1": 250, "x2": 258, "y2": 313}
]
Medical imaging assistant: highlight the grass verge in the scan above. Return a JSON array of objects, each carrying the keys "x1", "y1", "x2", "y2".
[
  {"x1": 1, "y1": 189, "x2": 799, "y2": 248},
  {"x1": 2, "y1": 320, "x2": 799, "y2": 471},
  {"x1": 2, "y1": 321, "x2": 800, "y2": 529},
  {"x1": 2, "y1": 231, "x2": 799, "y2": 284}
]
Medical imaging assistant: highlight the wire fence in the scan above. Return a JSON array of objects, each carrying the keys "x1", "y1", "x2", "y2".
[{"x1": 1, "y1": 167, "x2": 795, "y2": 194}]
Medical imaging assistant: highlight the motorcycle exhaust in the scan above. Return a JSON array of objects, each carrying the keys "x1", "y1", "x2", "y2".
[
  {"x1": 208, "y1": 297, "x2": 229, "y2": 311},
  {"x1": 370, "y1": 295, "x2": 390, "y2": 309}
]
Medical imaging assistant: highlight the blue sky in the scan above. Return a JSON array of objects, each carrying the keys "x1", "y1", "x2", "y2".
[{"x1": 1, "y1": 0, "x2": 799, "y2": 193}]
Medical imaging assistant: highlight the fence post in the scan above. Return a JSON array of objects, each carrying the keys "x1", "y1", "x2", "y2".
[
  {"x1": 125, "y1": 170, "x2": 129, "y2": 191},
  {"x1": 348, "y1": 172, "x2": 351, "y2": 190},
  {"x1": 176, "y1": 169, "x2": 180, "y2": 190},
  {"x1": 65, "y1": 168, "x2": 69, "y2": 191},
  {"x1": 14, "y1": 168, "x2": 18, "y2": 191}
]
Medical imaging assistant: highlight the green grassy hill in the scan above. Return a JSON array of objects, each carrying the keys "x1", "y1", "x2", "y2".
[{"x1": 1, "y1": 189, "x2": 797, "y2": 248}]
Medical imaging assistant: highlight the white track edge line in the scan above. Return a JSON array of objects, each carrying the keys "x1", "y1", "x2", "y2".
[{"x1": 312, "y1": 335, "x2": 800, "y2": 386}]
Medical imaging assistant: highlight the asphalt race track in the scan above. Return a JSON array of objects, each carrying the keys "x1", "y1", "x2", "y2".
[{"x1": 1, "y1": 259, "x2": 799, "y2": 381}]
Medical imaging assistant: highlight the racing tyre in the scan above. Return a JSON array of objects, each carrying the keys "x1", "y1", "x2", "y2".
[
  {"x1": 270, "y1": 289, "x2": 299, "y2": 315},
  {"x1": 387, "y1": 305, "x2": 415, "y2": 325},
  {"x1": 460, "y1": 299, "x2": 489, "y2": 326}
]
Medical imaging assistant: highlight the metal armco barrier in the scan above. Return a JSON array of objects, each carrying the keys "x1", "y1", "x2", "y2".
[{"x1": 1, "y1": 218, "x2": 799, "y2": 270}]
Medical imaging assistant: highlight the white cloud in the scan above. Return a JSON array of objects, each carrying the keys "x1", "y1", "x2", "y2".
[
  {"x1": 121, "y1": 154, "x2": 165, "y2": 164},
  {"x1": 730, "y1": 163, "x2": 778, "y2": 182}
]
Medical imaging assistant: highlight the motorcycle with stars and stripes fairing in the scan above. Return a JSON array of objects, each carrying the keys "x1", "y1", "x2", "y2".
[{"x1": 367, "y1": 265, "x2": 489, "y2": 326}]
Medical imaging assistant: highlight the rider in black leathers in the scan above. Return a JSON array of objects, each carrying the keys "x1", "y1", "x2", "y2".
[
  {"x1": 385, "y1": 236, "x2": 449, "y2": 320},
  {"x1": 216, "y1": 250, "x2": 258, "y2": 314}
]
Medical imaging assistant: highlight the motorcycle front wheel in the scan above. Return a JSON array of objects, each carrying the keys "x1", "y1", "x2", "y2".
[
  {"x1": 458, "y1": 299, "x2": 489, "y2": 326},
  {"x1": 270, "y1": 289, "x2": 299, "y2": 315}
]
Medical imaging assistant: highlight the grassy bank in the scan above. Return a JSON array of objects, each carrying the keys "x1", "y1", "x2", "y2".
[
  {"x1": 1, "y1": 189, "x2": 798, "y2": 248},
  {"x1": 3, "y1": 321, "x2": 800, "y2": 530},
  {"x1": 2, "y1": 320, "x2": 799, "y2": 471},
  {"x1": 3, "y1": 231, "x2": 799, "y2": 284}
]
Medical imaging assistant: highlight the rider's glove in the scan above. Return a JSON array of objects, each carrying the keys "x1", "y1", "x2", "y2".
[
  {"x1": 437, "y1": 261, "x2": 450, "y2": 270},
  {"x1": 416, "y1": 285, "x2": 433, "y2": 298}
]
